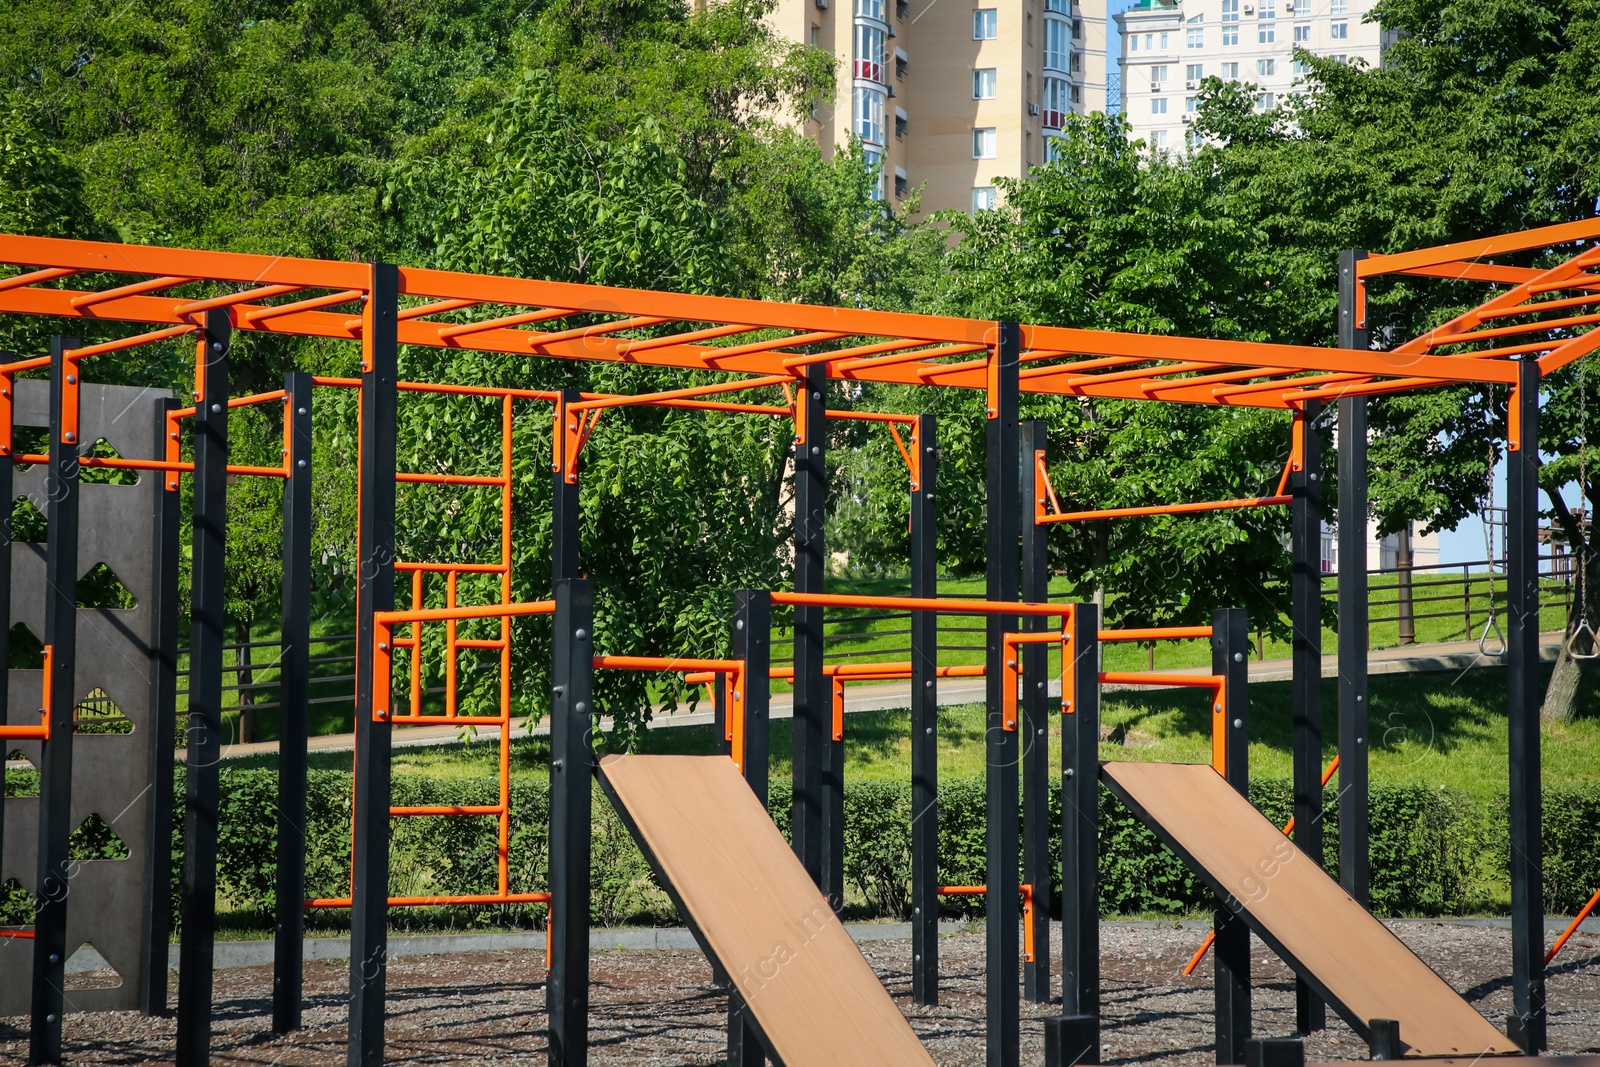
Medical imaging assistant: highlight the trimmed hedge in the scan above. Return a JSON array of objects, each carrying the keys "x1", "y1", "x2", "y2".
[{"x1": 4, "y1": 767, "x2": 1598, "y2": 927}]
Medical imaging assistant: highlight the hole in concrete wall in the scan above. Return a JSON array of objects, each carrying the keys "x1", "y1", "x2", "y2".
[
  {"x1": 77, "y1": 562, "x2": 137, "y2": 610},
  {"x1": 4, "y1": 748, "x2": 39, "y2": 797},
  {"x1": 12, "y1": 427, "x2": 47, "y2": 468},
  {"x1": 75, "y1": 689, "x2": 132, "y2": 734},
  {"x1": 9, "y1": 623, "x2": 43, "y2": 669},
  {"x1": 78, "y1": 438, "x2": 138, "y2": 486},
  {"x1": 63, "y1": 942, "x2": 123, "y2": 989},
  {"x1": 0, "y1": 877, "x2": 33, "y2": 927},
  {"x1": 10, "y1": 496, "x2": 46, "y2": 543},
  {"x1": 68, "y1": 813, "x2": 130, "y2": 861}
]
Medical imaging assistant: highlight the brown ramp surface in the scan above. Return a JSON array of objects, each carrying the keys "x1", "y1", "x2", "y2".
[
  {"x1": 598, "y1": 753, "x2": 935, "y2": 1067},
  {"x1": 1101, "y1": 761, "x2": 1519, "y2": 1058}
]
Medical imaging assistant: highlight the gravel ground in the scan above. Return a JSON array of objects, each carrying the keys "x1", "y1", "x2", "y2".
[{"x1": 2, "y1": 922, "x2": 1597, "y2": 1065}]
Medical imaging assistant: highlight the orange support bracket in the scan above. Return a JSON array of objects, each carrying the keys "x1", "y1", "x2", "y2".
[
  {"x1": 937, "y1": 884, "x2": 1037, "y2": 963},
  {"x1": 1004, "y1": 613, "x2": 1075, "y2": 731},
  {"x1": 1546, "y1": 885, "x2": 1600, "y2": 966},
  {"x1": 0, "y1": 644, "x2": 51, "y2": 740},
  {"x1": 1033, "y1": 448, "x2": 1062, "y2": 524}
]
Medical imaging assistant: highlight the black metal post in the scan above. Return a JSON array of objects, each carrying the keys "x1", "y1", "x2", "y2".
[
  {"x1": 734, "y1": 590, "x2": 772, "y2": 805},
  {"x1": 273, "y1": 372, "x2": 313, "y2": 1033},
  {"x1": 1288, "y1": 399, "x2": 1325, "y2": 1034},
  {"x1": 552, "y1": 389, "x2": 582, "y2": 586},
  {"x1": 984, "y1": 321, "x2": 1021, "y2": 1067},
  {"x1": 1367, "y1": 1019, "x2": 1402, "y2": 1061},
  {"x1": 1336, "y1": 251, "x2": 1370, "y2": 911},
  {"x1": 910, "y1": 413, "x2": 940, "y2": 1006},
  {"x1": 1061, "y1": 602, "x2": 1100, "y2": 1033},
  {"x1": 1020, "y1": 421, "x2": 1051, "y2": 1003},
  {"x1": 1044, "y1": 1016, "x2": 1100, "y2": 1067},
  {"x1": 1506, "y1": 358, "x2": 1546, "y2": 1052},
  {"x1": 791, "y1": 365, "x2": 830, "y2": 902},
  {"x1": 1245, "y1": 1037, "x2": 1305, "y2": 1067},
  {"x1": 174, "y1": 314, "x2": 230, "y2": 1067},
  {"x1": 728, "y1": 589, "x2": 771, "y2": 1066},
  {"x1": 29, "y1": 337, "x2": 81, "y2": 1066},
  {"x1": 348, "y1": 264, "x2": 398, "y2": 1067},
  {"x1": 549, "y1": 577, "x2": 595, "y2": 1067},
  {"x1": 712, "y1": 671, "x2": 729, "y2": 759},
  {"x1": 140, "y1": 396, "x2": 182, "y2": 1017},
  {"x1": 1212, "y1": 607, "x2": 1251, "y2": 1063}
]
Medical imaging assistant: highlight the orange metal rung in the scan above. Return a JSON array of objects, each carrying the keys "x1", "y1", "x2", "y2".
[
  {"x1": 306, "y1": 892, "x2": 551, "y2": 909},
  {"x1": 1098, "y1": 627, "x2": 1213, "y2": 643}
]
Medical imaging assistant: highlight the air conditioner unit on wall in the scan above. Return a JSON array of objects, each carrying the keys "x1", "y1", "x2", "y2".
[
  {"x1": 1186, "y1": 80, "x2": 1198, "y2": 89},
  {"x1": 815, "y1": 0, "x2": 827, "y2": 9},
  {"x1": 1028, "y1": 102, "x2": 1040, "y2": 115}
]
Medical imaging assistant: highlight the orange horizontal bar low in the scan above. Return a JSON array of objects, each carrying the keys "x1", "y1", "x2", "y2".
[
  {"x1": 1099, "y1": 627, "x2": 1213, "y2": 643},
  {"x1": 0, "y1": 724, "x2": 48, "y2": 739},
  {"x1": 1040, "y1": 496, "x2": 1290, "y2": 523},
  {"x1": 593, "y1": 655, "x2": 743, "y2": 673},
  {"x1": 939, "y1": 886, "x2": 986, "y2": 896},
  {"x1": 385, "y1": 715, "x2": 509, "y2": 725},
  {"x1": 827, "y1": 410, "x2": 918, "y2": 425},
  {"x1": 392, "y1": 804, "x2": 504, "y2": 816},
  {"x1": 397, "y1": 472, "x2": 507, "y2": 486},
  {"x1": 772, "y1": 591, "x2": 1071, "y2": 618},
  {"x1": 376, "y1": 600, "x2": 554, "y2": 625},
  {"x1": 312, "y1": 375, "x2": 361, "y2": 387},
  {"x1": 684, "y1": 664, "x2": 986, "y2": 684},
  {"x1": 395, "y1": 561, "x2": 507, "y2": 574},
  {"x1": 170, "y1": 388, "x2": 293, "y2": 419},
  {"x1": 456, "y1": 638, "x2": 507, "y2": 650},
  {"x1": 0, "y1": 928, "x2": 36, "y2": 939},
  {"x1": 1099, "y1": 672, "x2": 1221, "y2": 688},
  {"x1": 11, "y1": 454, "x2": 287, "y2": 479},
  {"x1": 307, "y1": 892, "x2": 552, "y2": 909}
]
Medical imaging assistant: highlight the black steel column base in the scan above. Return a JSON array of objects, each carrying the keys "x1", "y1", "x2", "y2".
[{"x1": 1044, "y1": 1015, "x2": 1100, "y2": 1067}]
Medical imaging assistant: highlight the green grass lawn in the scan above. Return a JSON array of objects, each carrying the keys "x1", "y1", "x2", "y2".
[{"x1": 226, "y1": 664, "x2": 1600, "y2": 803}]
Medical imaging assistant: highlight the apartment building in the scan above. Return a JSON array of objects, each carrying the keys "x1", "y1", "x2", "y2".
[
  {"x1": 767, "y1": 0, "x2": 1108, "y2": 214},
  {"x1": 1114, "y1": 0, "x2": 1386, "y2": 153}
]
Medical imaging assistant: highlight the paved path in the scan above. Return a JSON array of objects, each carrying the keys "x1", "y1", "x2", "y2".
[{"x1": 185, "y1": 632, "x2": 1563, "y2": 762}]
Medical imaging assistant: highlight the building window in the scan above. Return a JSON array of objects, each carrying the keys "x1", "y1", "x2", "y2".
[
  {"x1": 1071, "y1": 83, "x2": 1081, "y2": 103},
  {"x1": 1072, "y1": 17, "x2": 1082, "y2": 38},
  {"x1": 972, "y1": 186, "x2": 996, "y2": 212},
  {"x1": 1153, "y1": 129, "x2": 1168, "y2": 149},
  {"x1": 1159, "y1": 32, "x2": 1169, "y2": 49},
  {"x1": 856, "y1": 0, "x2": 887, "y2": 20},
  {"x1": 895, "y1": 109, "x2": 908, "y2": 137},
  {"x1": 1151, "y1": 97, "x2": 1168, "y2": 115},
  {"x1": 894, "y1": 169, "x2": 909, "y2": 198},
  {"x1": 1222, "y1": 26, "x2": 1239, "y2": 45},
  {"x1": 974, "y1": 68, "x2": 997, "y2": 98},
  {"x1": 896, "y1": 50, "x2": 909, "y2": 78},
  {"x1": 1044, "y1": 18, "x2": 1070, "y2": 70},
  {"x1": 863, "y1": 148, "x2": 884, "y2": 200},
  {"x1": 1331, "y1": 0, "x2": 1348, "y2": 12},
  {"x1": 1042, "y1": 76, "x2": 1069, "y2": 128},
  {"x1": 1293, "y1": 57, "x2": 1310, "y2": 75},
  {"x1": 1151, "y1": 64, "x2": 1169, "y2": 85},
  {"x1": 1044, "y1": 0, "x2": 1067, "y2": 11},
  {"x1": 1259, "y1": 21, "x2": 1275, "y2": 43},
  {"x1": 1222, "y1": 0, "x2": 1239, "y2": 44},
  {"x1": 1255, "y1": 91, "x2": 1275, "y2": 109},
  {"x1": 1045, "y1": 135, "x2": 1063, "y2": 163},
  {"x1": 1257, "y1": 58, "x2": 1275, "y2": 75},
  {"x1": 854, "y1": 24, "x2": 886, "y2": 81},
  {"x1": 1221, "y1": 61, "x2": 1239, "y2": 79},
  {"x1": 1069, "y1": 51, "x2": 1081, "y2": 73},
  {"x1": 1186, "y1": 95, "x2": 1198, "y2": 112},
  {"x1": 973, "y1": 127, "x2": 997, "y2": 158},
  {"x1": 810, "y1": 24, "x2": 820, "y2": 45},
  {"x1": 973, "y1": 8, "x2": 997, "y2": 39},
  {"x1": 1144, "y1": 34, "x2": 1154, "y2": 50},
  {"x1": 1332, "y1": 53, "x2": 1348, "y2": 62},
  {"x1": 854, "y1": 87, "x2": 886, "y2": 145},
  {"x1": 1187, "y1": 26, "x2": 1203, "y2": 47},
  {"x1": 1259, "y1": 1, "x2": 1275, "y2": 17},
  {"x1": 1292, "y1": 0, "x2": 1309, "y2": 13},
  {"x1": 1331, "y1": 20, "x2": 1349, "y2": 38},
  {"x1": 1129, "y1": 34, "x2": 1138, "y2": 52},
  {"x1": 1293, "y1": 23, "x2": 1309, "y2": 41},
  {"x1": 1186, "y1": 62, "x2": 1203, "y2": 81}
]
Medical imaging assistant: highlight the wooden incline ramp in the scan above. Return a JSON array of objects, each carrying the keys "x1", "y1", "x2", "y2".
[
  {"x1": 598, "y1": 753, "x2": 935, "y2": 1067},
  {"x1": 1101, "y1": 760, "x2": 1520, "y2": 1058}
]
